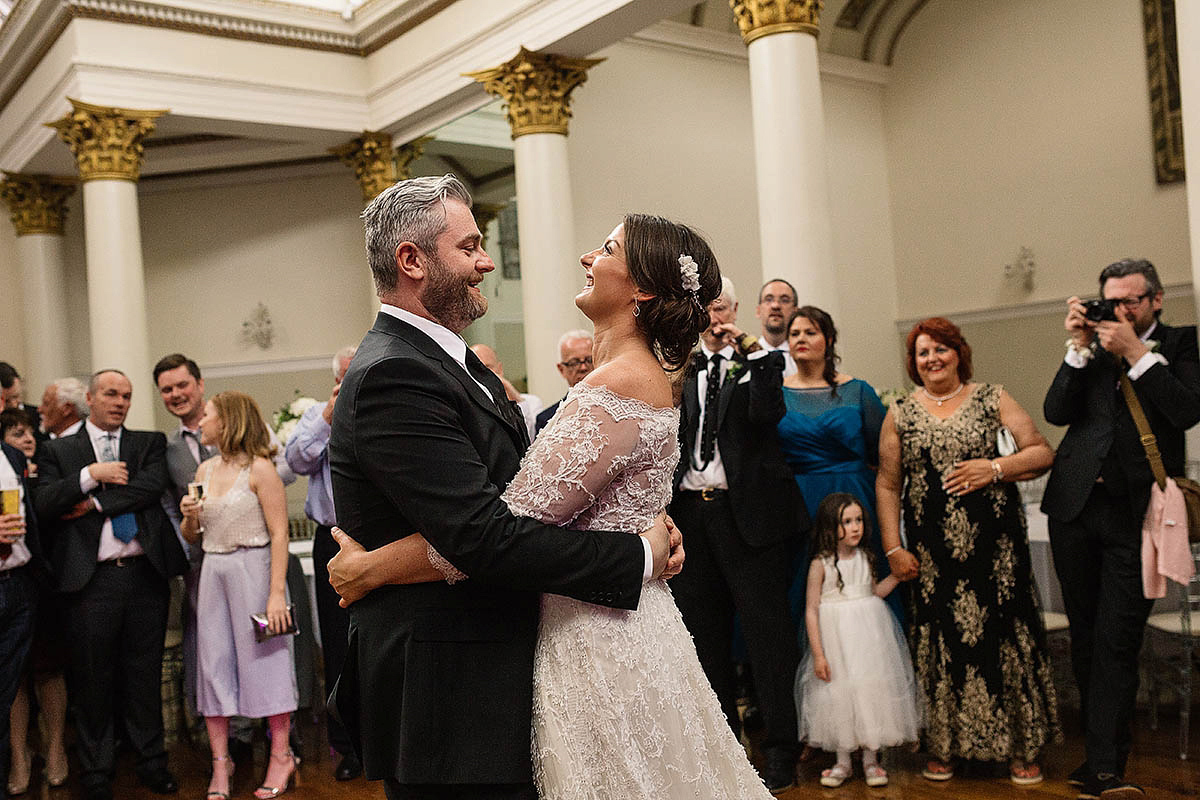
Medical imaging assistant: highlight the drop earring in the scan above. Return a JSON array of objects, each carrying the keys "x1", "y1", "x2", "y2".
[{"x1": 633, "y1": 300, "x2": 640, "y2": 318}]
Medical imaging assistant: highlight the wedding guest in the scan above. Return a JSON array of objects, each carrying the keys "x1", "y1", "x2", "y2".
[
  {"x1": 1, "y1": 408, "x2": 69, "y2": 793},
  {"x1": 180, "y1": 392, "x2": 298, "y2": 800},
  {"x1": 0, "y1": 430, "x2": 48, "y2": 797},
  {"x1": 534, "y1": 330, "x2": 593, "y2": 435},
  {"x1": 876, "y1": 318, "x2": 1058, "y2": 785},
  {"x1": 754, "y1": 279, "x2": 798, "y2": 377},
  {"x1": 284, "y1": 346, "x2": 362, "y2": 782},
  {"x1": 774, "y1": 307, "x2": 897, "y2": 620},
  {"x1": 470, "y1": 344, "x2": 542, "y2": 440},
  {"x1": 37, "y1": 378, "x2": 87, "y2": 439}
]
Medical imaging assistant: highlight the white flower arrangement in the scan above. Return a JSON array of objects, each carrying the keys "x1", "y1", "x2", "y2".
[{"x1": 272, "y1": 392, "x2": 318, "y2": 444}]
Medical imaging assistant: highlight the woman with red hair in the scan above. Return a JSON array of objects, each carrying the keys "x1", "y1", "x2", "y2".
[{"x1": 876, "y1": 317, "x2": 1060, "y2": 785}]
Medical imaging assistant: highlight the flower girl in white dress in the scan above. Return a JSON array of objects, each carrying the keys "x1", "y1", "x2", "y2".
[{"x1": 797, "y1": 492, "x2": 921, "y2": 788}]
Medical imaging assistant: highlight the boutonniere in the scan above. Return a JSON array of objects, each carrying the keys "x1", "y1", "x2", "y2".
[
  {"x1": 1146, "y1": 338, "x2": 1160, "y2": 354},
  {"x1": 725, "y1": 360, "x2": 745, "y2": 382}
]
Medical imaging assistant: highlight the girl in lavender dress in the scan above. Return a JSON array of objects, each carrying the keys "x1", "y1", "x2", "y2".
[{"x1": 180, "y1": 392, "x2": 298, "y2": 800}]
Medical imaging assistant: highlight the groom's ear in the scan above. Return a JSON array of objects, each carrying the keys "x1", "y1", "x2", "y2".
[{"x1": 395, "y1": 242, "x2": 424, "y2": 280}]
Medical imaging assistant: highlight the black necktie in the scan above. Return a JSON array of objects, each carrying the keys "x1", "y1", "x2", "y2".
[
  {"x1": 697, "y1": 353, "x2": 723, "y2": 469},
  {"x1": 464, "y1": 350, "x2": 529, "y2": 446}
]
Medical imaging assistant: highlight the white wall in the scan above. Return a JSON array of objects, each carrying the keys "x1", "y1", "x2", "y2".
[
  {"x1": 885, "y1": 0, "x2": 1191, "y2": 318},
  {"x1": 882, "y1": 0, "x2": 1194, "y2": 439},
  {"x1": 567, "y1": 36, "x2": 904, "y2": 389}
]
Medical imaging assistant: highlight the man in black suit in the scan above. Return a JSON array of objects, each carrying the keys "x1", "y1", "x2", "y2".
[
  {"x1": 667, "y1": 276, "x2": 806, "y2": 794},
  {"x1": 0, "y1": 439, "x2": 50, "y2": 796},
  {"x1": 1042, "y1": 258, "x2": 1200, "y2": 799},
  {"x1": 327, "y1": 174, "x2": 675, "y2": 800},
  {"x1": 533, "y1": 329, "x2": 593, "y2": 435},
  {"x1": 34, "y1": 369, "x2": 186, "y2": 800}
]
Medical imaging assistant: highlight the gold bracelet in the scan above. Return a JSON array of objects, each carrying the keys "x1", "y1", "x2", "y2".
[
  {"x1": 991, "y1": 460, "x2": 1004, "y2": 483},
  {"x1": 885, "y1": 545, "x2": 902, "y2": 557}
]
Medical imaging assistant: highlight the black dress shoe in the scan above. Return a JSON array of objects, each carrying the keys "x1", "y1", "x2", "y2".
[
  {"x1": 760, "y1": 747, "x2": 796, "y2": 795},
  {"x1": 334, "y1": 752, "x2": 363, "y2": 781},
  {"x1": 83, "y1": 783, "x2": 114, "y2": 800},
  {"x1": 1067, "y1": 761, "x2": 1090, "y2": 788},
  {"x1": 136, "y1": 767, "x2": 180, "y2": 794},
  {"x1": 1078, "y1": 773, "x2": 1144, "y2": 799}
]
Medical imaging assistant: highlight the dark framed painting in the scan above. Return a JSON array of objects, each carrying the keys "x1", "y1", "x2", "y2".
[
  {"x1": 498, "y1": 202, "x2": 521, "y2": 280},
  {"x1": 1143, "y1": 0, "x2": 1184, "y2": 183}
]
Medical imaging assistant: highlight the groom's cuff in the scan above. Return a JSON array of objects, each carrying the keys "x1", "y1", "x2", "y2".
[{"x1": 641, "y1": 538, "x2": 654, "y2": 582}]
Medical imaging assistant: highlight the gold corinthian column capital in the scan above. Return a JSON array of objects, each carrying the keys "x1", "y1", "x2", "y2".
[
  {"x1": 0, "y1": 173, "x2": 78, "y2": 236},
  {"x1": 730, "y1": 0, "x2": 823, "y2": 45},
  {"x1": 465, "y1": 47, "x2": 604, "y2": 139},
  {"x1": 45, "y1": 98, "x2": 167, "y2": 182},
  {"x1": 331, "y1": 132, "x2": 435, "y2": 202},
  {"x1": 331, "y1": 131, "x2": 395, "y2": 202}
]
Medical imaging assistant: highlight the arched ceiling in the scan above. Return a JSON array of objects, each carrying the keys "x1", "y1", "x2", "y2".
[{"x1": 678, "y1": 0, "x2": 932, "y2": 65}]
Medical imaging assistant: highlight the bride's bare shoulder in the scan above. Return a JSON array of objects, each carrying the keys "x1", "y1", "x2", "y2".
[{"x1": 584, "y1": 357, "x2": 673, "y2": 411}]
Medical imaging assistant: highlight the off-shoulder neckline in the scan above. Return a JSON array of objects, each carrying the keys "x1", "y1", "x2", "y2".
[{"x1": 568, "y1": 381, "x2": 677, "y2": 416}]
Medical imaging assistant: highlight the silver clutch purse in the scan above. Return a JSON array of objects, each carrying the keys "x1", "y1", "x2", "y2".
[{"x1": 250, "y1": 604, "x2": 298, "y2": 642}]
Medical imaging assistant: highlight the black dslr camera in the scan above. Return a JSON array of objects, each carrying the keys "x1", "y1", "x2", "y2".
[{"x1": 1083, "y1": 298, "x2": 1119, "y2": 322}]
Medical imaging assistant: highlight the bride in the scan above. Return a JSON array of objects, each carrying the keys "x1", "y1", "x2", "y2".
[{"x1": 330, "y1": 214, "x2": 778, "y2": 798}]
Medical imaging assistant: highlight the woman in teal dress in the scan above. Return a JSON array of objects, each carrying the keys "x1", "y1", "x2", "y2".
[{"x1": 775, "y1": 307, "x2": 900, "y2": 622}]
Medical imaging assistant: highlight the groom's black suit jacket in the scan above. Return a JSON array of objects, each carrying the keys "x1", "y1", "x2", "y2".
[
  {"x1": 33, "y1": 426, "x2": 185, "y2": 593},
  {"x1": 328, "y1": 311, "x2": 645, "y2": 786},
  {"x1": 1041, "y1": 321, "x2": 1200, "y2": 523}
]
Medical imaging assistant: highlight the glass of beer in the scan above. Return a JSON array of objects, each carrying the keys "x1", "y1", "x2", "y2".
[{"x1": 0, "y1": 488, "x2": 18, "y2": 516}]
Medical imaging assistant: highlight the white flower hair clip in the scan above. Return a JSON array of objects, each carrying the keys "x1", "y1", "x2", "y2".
[{"x1": 679, "y1": 254, "x2": 702, "y2": 306}]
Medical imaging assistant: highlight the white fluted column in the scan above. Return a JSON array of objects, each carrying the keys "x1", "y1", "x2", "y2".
[
  {"x1": 1176, "y1": 1, "x2": 1200, "y2": 323},
  {"x1": 469, "y1": 48, "x2": 601, "y2": 399},
  {"x1": 47, "y1": 99, "x2": 166, "y2": 428},
  {"x1": 1, "y1": 174, "x2": 77, "y2": 391},
  {"x1": 733, "y1": 1, "x2": 839, "y2": 318}
]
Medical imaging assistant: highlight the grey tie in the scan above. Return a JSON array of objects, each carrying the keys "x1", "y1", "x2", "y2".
[
  {"x1": 184, "y1": 430, "x2": 212, "y2": 463},
  {"x1": 100, "y1": 433, "x2": 118, "y2": 462}
]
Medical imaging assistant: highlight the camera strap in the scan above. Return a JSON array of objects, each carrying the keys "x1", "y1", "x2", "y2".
[{"x1": 1118, "y1": 372, "x2": 1168, "y2": 491}]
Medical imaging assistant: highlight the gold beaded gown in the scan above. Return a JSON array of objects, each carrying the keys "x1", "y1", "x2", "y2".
[{"x1": 893, "y1": 383, "x2": 1060, "y2": 762}]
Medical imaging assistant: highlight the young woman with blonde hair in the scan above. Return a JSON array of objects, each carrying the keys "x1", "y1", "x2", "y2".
[{"x1": 180, "y1": 391, "x2": 298, "y2": 799}]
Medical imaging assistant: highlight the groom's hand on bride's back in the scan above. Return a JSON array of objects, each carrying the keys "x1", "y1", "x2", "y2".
[
  {"x1": 641, "y1": 512, "x2": 685, "y2": 581},
  {"x1": 329, "y1": 526, "x2": 375, "y2": 608}
]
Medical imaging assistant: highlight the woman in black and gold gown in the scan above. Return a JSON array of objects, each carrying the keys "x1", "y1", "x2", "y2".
[{"x1": 876, "y1": 317, "x2": 1060, "y2": 785}]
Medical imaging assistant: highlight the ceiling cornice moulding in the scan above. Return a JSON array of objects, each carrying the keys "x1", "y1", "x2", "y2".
[{"x1": 0, "y1": 0, "x2": 450, "y2": 113}]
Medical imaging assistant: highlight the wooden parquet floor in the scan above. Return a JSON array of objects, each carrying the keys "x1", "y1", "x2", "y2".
[{"x1": 15, "y1": 709, "x2": 1198, "y2": 799}]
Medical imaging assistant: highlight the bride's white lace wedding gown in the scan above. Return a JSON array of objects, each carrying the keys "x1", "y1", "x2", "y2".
[{"x1": 438, "y1": 383, "x2": 774, "y2": 799}]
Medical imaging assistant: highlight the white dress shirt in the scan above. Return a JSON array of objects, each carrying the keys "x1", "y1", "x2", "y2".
[{"x1": 79, "y1": 419, "x2": 145, "y2": 561}]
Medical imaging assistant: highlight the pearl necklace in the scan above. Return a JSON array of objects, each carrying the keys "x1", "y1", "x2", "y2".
[{"x1": 922, "y1": 383, "x2": 964, "y2": 407}]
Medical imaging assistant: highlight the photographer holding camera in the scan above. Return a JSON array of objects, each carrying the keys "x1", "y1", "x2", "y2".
[{"x1": 1042, "y1": 258, "x2": 1200, "y2": 799}]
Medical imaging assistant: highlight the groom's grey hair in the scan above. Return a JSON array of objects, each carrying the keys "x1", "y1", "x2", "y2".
[{"x1": 362, "y1": 173, "x2": 473, "y2": 295}]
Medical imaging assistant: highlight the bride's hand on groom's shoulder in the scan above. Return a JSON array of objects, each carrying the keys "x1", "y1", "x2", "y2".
[
  {"x1": 329, "y1": 526, "x2": 372, "y2": 608},
  {"x1": 641, "y1": 513, "x2": 685, "y2": 581}
]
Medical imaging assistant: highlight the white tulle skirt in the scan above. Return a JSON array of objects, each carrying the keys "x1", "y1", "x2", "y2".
[{"x1": 796, "y1": 593, "x2": 921, "y2": 752}]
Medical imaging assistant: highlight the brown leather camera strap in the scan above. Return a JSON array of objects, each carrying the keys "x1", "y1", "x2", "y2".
[{"x1": 1118, "y1": 372, "x2": 1169, "y2": 491}]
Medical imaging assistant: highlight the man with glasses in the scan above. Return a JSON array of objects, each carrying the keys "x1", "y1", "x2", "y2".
[
  {"x1": 1043, "y1": 258, "x2": 1200, "y2": 799},
  {"x1": 754, "y1": 279, "x2": 798, "y2": 378},
  {"x1": 534, "y1": 330, "x2": 594, "y2": 436}
]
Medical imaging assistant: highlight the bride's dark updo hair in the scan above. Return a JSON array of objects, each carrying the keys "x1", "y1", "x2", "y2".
[{"x1": 623, "y1": 213, "x2": 722, "y2": 371}]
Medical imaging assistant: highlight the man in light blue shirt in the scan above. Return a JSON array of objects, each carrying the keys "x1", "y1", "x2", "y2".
[{"x1": 285, "y1": 345, "x2": 359, "y2": 781}]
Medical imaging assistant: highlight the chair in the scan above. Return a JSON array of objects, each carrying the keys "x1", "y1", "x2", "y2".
[{"x1": 1145, "y1": 541, "x2": 1200, "y2": 760}]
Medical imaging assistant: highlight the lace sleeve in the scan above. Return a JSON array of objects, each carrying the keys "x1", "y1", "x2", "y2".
[
  {"x1": 427, "y1": 541, "x2": 467, "y2": 584},
  {"x1": 501, "y1": 391, "x2": 650, "y2": 527}
]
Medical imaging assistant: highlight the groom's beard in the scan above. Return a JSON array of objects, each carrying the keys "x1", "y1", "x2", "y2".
[{"x1": 421, "y1": 252, "x2": 487, "y2": 333}]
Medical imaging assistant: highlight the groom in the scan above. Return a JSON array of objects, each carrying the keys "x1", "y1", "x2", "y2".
[{"x1": 328, "y1": 174, "x2": 677, "y2": 800}]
